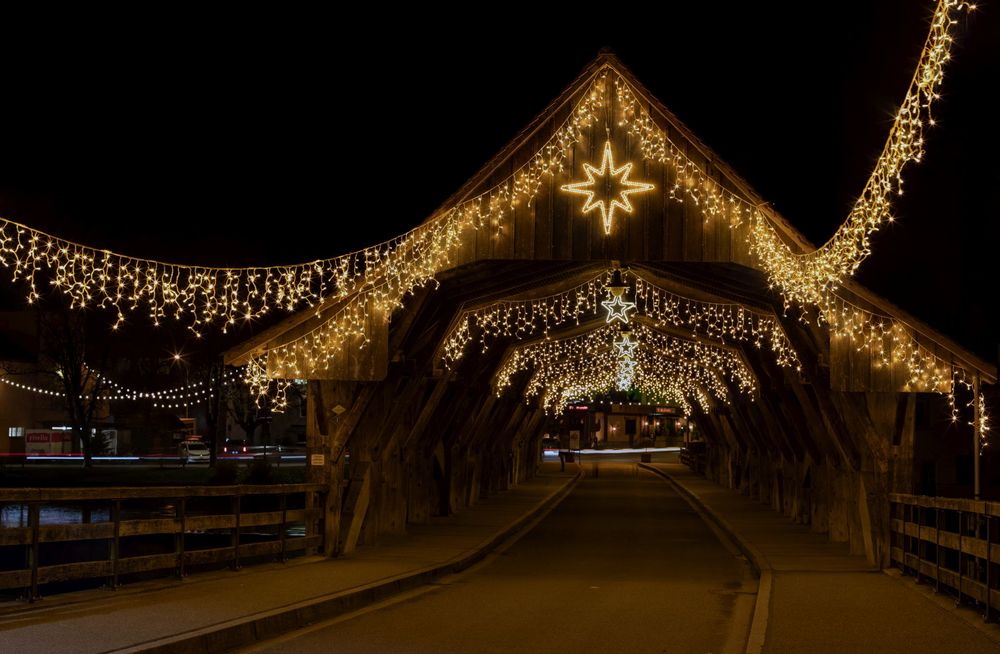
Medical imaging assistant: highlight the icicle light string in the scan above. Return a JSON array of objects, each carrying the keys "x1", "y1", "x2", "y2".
[
  {"x1": 440, "y1": 269, "x2": 800, "y2": 370},
  {"x1": 0, "y1": 72, "x2": 607, "y2": 339},
  {"x1": 494, "y1": 323, "x2": 755, "y2": 414}
]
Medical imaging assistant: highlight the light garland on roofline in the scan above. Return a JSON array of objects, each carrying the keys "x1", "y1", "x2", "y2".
[
  {"x1": 616, "y1": 0, "x2": 975, "y2": 311},
  {"x1": 746, "y1": 1, "x2": 975, "y2": 311},
  {"x1": 613, "y1": 0, "x2": 987, "y2": 433},
  {"x1": 0, "y1": 73, "x2": 607, "y2": 340},
  {"x1": 0, "y1": 1, "x2": 985, "y2": 442}
]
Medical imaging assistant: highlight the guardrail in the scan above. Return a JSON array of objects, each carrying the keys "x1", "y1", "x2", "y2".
[
  {"x1": 0, "y1": 484, "x2": 326, "y2": 601},
  {"x1": 890, "y1": 493, "x2": 999, "y2": 618}
]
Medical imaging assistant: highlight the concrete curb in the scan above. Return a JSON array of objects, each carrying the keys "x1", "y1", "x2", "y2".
[
  {"x1": 638, "y1": 463, "x2": 772, "y2": 654},
  {"x1": 110, "y1": 470, "x2": 582, "y2": 654}
]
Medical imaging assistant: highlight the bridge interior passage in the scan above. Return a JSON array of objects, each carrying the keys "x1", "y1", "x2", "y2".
[{"x1": 226, "y1": 54, "x2": 996, "y2": 570}]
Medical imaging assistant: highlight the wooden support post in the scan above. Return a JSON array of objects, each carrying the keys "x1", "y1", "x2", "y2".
[
  {"x1": 27, "y1": 503, "x2": 39, "y2": 602},
  {"x1": 176, "y1": 498, "x2": 186, "y2": 578},
  {"x1": 232, "y1": 495, "x2": 242, "y2": 570},
  {"x1": 974, "y1": 375, "x2": 981, "y2": 500},
  {"x1": 278, "y1": 493, "x2": 288, "y2": 562},
  {"x1": 109, "y1": 499, "x2": 121, "y2": 589},
  {"x1": 340, "y1": 461, "x2": 372, "y2": 555}
]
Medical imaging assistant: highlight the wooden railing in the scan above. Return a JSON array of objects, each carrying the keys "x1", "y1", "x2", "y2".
[
  {"x1": 0, "y1": 484, "x2": 326, "y2": 601},
  {"x1": 890, "y1": 493, "x2": 1000, "y2": 618}
]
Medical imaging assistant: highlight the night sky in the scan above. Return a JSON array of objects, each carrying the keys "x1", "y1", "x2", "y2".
[{"x1": 0, "y1": 3, "x2": 996, "y2": 363}]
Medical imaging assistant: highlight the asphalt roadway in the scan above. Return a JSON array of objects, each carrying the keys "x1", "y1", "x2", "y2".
[{"x1": 241, "y1": 463, "x2": 756, "y2": 654}]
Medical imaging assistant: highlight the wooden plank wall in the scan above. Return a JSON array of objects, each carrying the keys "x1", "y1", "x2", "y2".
[{"x1": 447, "y1": 74, "x2": 750, "y2": 270}]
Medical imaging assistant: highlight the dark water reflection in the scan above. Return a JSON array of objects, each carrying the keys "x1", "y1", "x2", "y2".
[{"x1": 0, "y1": 502, "x2": 178, "y2": 527}]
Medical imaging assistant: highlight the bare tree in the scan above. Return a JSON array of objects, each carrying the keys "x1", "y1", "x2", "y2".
[{"x1": 37, "y1": 310, "x2": 112, "y2": 468}]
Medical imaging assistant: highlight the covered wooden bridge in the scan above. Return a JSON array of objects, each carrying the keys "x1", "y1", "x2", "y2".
[{"x1": 226, "y1": 52, "x2": 995, "y2": 566}]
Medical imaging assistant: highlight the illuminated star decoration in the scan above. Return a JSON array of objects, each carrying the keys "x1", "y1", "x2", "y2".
[
  {"x1": 615, "y1": 334, "x2": 638, "y2": 358},
  {"x1": 602, "y1": 294, "x2": 636, "y2": 324},
  {"x1": 561, "y1": 139, "x2": 655, "y2": 235}
]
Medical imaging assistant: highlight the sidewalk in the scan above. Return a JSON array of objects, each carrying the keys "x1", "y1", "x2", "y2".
[
  {"x1": 645, "y1": 463, "x2": 1000, "y2": 654},
  {"x1": 0, "y1": 466, "x2": 578, "y2": 654}
]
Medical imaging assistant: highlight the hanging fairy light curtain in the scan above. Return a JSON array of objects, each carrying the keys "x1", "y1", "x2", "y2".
[
  {"x1": 0, "y1": 0, "x2": 979, "y2": 421},
  {"x1": 494, "y1": 323, "x2": 756, "y2": 414},
  {"x1": 0, "y1": 77, "x2": 607, "y2": 339},
  {"x1": 440, "y1": 268, "x2": 801, "y2": 371},
  {"x1": 614, "y1": 0, "x2": 980, "y2": 400},
  {"x1": 617, "y1": 0, "x2": 973, "y2": 311}
]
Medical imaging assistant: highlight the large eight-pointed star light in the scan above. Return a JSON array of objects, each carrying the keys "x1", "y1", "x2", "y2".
[{"x1": 561, "y1": 139, "x2": 655, "y2": 235}]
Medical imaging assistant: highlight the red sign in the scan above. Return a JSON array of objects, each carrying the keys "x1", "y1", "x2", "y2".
[
  {"x1": 567, "y1": 405, "x2": 589, "y2": 411},
  {"x1": 654, "y1": 407, "x2": 678, "y2": 415},
  {"x1": 26, "y1": 432, "x2": 50, "y2": 443}
]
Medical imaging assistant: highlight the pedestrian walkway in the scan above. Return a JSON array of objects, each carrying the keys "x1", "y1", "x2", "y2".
[
  {"x1": 647, "y1": 462, "x2": 1000, "y2": 654},
  {"x1": 0, "y1": 465, "x2": 577, "y2": 654}
]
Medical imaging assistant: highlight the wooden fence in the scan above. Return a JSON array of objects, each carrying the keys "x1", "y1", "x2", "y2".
[
  {"x1": 890, "y1": 493, "x2": 1000, "y2": 618},
  {"x1": 0, "y1": 484, "x2": 325, "y2": 601}
]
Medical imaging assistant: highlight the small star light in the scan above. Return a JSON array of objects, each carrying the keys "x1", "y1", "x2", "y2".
[
  {"x1": 561, "y1": 139, "x2": 654, "y2": 235},
  {"x1": 616, "y1": 358, "x2": 637, "y2": 391},
  {"x1": 602, "y1": 294, "x2": 636, "y2": 324},
  {"x1": 615, "y1": 334, "x2": 638, "y2": 358}
]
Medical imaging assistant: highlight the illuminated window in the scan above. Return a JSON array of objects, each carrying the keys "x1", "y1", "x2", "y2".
[{"x1": 8, "y1": 427, "x2": 24, "y2": 438}]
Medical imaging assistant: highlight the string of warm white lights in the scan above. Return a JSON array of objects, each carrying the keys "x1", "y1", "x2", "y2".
[
  {"x1": 613, "y1": 0, "x2": 987, "y2": 435},
  {"x1": 97, "y1": 368, "x2": 241, "y2": 401},
  {"x1": 527, "y1": 339, "x2": 732, "y2": 415},
  {"x1": 495, "y1": 322, "x2": 755, "y2": 414},
  {"x1": 538, "y1": 356, "x2": 710, "y2": 417},
  {"x1": 977, "y1": 393, "x2": 990, "y2": 451},
  {"x1": 441, "y1": 268, "x2": 801, "y2": 372},
  {"x1": 747, "y1": 1, "x2": 975, "y2": 311},
  {"x1": 0, "y1": 375, "x2": 65, "y2": 397},
  {"x1": 616, "y1": 0, "x2": 975, "y2": 311},
  {"x1": 1, "y1": 368, "x2": 242, "y2": 410},
  {"x1": 245, "y1": 355, "x2": 293, "y2": 412},
  {"x1": 260, "y1": 78, "x2": 610, "y2": 378},
  {"x1": 0, "y1": 72, "x2": 607, "y2": 348},
  {"x1": 441, "y1": 271, "x2": 611, "y2": 366},
  {"x1": 631, "y1": 274, "x2": 801, "y2": 370},
  {"x1": 0, "y1": 1, "x2": 985, "y2": 442}
]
